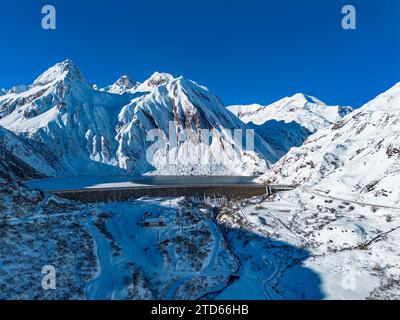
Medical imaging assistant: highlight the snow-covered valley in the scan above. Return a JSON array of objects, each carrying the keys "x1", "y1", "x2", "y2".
[
  {"x1": 0, "y1": 182, "x2": 311, "y2": 300},
  {"x1": 0, "y1": 179, "x2": 322, "y2": 300},
  {"x1": 2, "y1": 180, "x2": 399, "y2": 300},
  {"x1": 1, "y1": 60, "x2": 399, "y2": 300}
]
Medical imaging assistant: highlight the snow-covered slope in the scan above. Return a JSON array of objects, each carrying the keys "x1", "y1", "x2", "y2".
[
  {"x1": 0, "y1": 125, "x2": 54, "y2": 180},
  {"x1": 249, "y1": 83, "x2": 400, "y2": 300},
  {"x1": 228, "y1": 94, "x2": 352, "y2": 160},
  {"x1": 0, "y1": 60, "x2": 274, "y2": 176},
  {"x1": 0, "y1": 144, "x2": 44, "y2": 181},
  {"x1": 259, "y1": 83, "x2": 400, "y2": 206},
  {"x1": 0, "y1": 60, "x2": 133, "y2": 176},
  {"x1": 246, "y1": 120, "x2": 312, "y2": 160},
  {"x1": 228, "y1": 93, "x2": 353, "y2": 133},
  {"x1": 115, "y1": 72, "x2": 275, "y2": 175}
]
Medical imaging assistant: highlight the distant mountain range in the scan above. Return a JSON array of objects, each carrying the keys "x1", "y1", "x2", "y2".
[
  {"x1": 228, "y1": 93, "x2": 353, "y2": 132},
  {"x1": 228, "y1": 94, "x2": 353, "y2": 159}
]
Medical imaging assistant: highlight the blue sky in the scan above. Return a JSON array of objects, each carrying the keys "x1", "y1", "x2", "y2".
[{"x1": 0, "y1": 0, "x2": 399, "y2": 107}]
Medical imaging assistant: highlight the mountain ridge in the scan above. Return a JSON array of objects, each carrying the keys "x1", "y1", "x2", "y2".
[
  {"x1": 258, "y1": 82, "x2": 400, "y2": 205},
  {"x1": 228, "y1": 93, "x2": 353, "y2": 133},
  {"x1": 0, "y1": 60, "x2": 274, "y2": 176}
]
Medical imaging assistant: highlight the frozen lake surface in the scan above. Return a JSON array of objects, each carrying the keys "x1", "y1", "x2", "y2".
[{"x1": 25, "y1": 175, "x2": 258, "y2": 192}]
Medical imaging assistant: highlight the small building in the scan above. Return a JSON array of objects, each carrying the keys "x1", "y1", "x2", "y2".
[{"x1": 142, "y1": 213, "x2": 165, "y2": 228}]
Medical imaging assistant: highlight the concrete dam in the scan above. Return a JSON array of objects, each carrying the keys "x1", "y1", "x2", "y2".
[{"x1": 26, "y1": 176, "x2": 272, "y2": 203}]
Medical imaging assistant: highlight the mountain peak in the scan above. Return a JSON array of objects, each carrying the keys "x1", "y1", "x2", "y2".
[
  {"x1": 7, "y1": 85, "x2": 28, "y2": 95},
  {"x1": 105, "y1": 75, "x2": 138, "y2": 94},
  {"x1": 228, "y1": 92, "x2": 352, "y2": 132},
  {"x1": 145, "y1": 72, "x2": 175, "y2": 87},
  {"x1": 289, "y1": 93, "x2": 325, "y2": 105},
  {"x1": 32, "y1": 59, "x2": 85, "y2": 87},
  {"x1": 115, "y1": 75, "x2": 135, "y2": 86}
]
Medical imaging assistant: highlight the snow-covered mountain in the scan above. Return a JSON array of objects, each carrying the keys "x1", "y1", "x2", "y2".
[
  {"x1": 0, "y1": 85, "x2": 29, "y2": 97},
  {"x1": 251, "y1": 83, "x2": 400, "y2": 300},
  {"x1": 2, "y1": 63, "x2": 399, "y2": 299},
  {"x1": 0, "y1": 60, "x2": 133, "y2": 176},
  {"x1": 228, "y1": 93, "x2": 352, "y2": 159},
  {"x1": 259, "y1": 83, "x2": 400, "y2": 205},
  {"x1": 0, "y1": 125, "x2": 52, "y2": 180},
  {"x1": 228, "y1": 93, "x2": 353, "y2": 132},
  {"x1": 0, "y1": 143, "x2": 42, "y2": 181},
  {"x1": 102, "y1": 75, "x2": 140, "y2": 94},
  {"x1": 0, "y1": 60, "x2": 275, "y2": 176},
  {"x1": 7, "y1": 85, "x2": 28, "y2": 95},
  {"x1": 112, "y1": 71, "x2": 276, "y2": 175},
  {"x1": 246, "y1": 120, "x2": 312, "y2": 160}
]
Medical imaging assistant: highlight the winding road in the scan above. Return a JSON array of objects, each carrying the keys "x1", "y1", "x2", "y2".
[{"x1": 301, "y1": 186, "x2": 400, "y2": 211}]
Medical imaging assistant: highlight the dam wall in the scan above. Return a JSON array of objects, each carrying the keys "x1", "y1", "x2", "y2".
[{"x1": 52, "y1": 184, "x2": 268, "y2": 203}]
